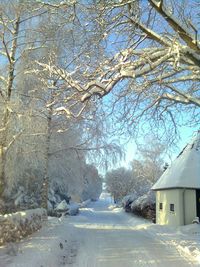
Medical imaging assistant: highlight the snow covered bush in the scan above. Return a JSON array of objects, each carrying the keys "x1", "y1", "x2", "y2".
[
  {"x1": 122, "y1": 193, "x2": 138, "y2": 212},
  {"x1": 0, "y1": 208, "x2": 47, "y2": 245},
  {"x1": 48, "y1": 185, "x2": 71, "y2": 210},
  {"x1": 48, "y1": 200, "x2": 80, "y2": 217},
  {"x1": 55, "y1": 200, "x2": 69, "y2": 212},
  {"x1": 123, "y1": 190, "x2": 156, "y2": 220}
]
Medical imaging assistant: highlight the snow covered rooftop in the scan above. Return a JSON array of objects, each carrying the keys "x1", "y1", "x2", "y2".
[{"x1": 152, "y1": 132, "x2": 200, "y2": 190}]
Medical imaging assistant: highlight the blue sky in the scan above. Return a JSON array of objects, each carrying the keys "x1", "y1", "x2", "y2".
[
  {"x1": 97, "y1": 0, "x2": 200, "y2": 170},
  {"x1": 118, "y1": 125, "x2": 199, "y2": 169}
]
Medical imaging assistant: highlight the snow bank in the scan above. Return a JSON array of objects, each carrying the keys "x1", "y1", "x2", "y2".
[
  {"x1": 145, "y1": 223, "x2": 200, "y2": 264},
  {"x1": 0, "y1": 208, "x2": 47, "y2": 245},
  {"x1": 0, "y1": 216, "x2": 79, "y2": 267},
  {"x1": 174, "y1": 224, "x2": 200, "y2": 263}
]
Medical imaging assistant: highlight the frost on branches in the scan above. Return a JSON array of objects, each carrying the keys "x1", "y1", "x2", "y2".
[{"x1": 42, "y1": 0, "x2": 200, "y2": 143}]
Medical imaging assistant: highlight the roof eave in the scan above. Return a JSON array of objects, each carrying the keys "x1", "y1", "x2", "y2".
[{"x1": 152, "y1": 186, "x2": 200, "y2": 191}]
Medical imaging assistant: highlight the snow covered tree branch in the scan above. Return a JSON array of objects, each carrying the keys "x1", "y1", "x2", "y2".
[{"x1": 42, "y1": 0, "x2": 199, "y2": 142}]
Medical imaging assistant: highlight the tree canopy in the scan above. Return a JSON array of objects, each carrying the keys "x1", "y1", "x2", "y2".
[
  {"x1": 41, "y1": 0, "x2": 200, "y2": 143},
  {"x1": 0, "y1": 0, "x2": 199, "y2": 210}
]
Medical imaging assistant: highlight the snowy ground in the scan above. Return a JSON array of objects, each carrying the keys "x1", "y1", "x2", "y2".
[{"x1": 0, "y1": 193, "x2": 200, "y2": 267}]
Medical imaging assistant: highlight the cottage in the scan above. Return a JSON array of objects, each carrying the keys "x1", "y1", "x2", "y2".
[{"x1": 152, "y1": 132, "x2": 200, "y2": 226}]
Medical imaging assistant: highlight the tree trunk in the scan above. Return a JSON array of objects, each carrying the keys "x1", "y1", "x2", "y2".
[
  {"x1": 0, "y1": 109, "x2": 10, "y2": 199},
  {"x1": 0, "y1": 17, "x2": 20, "y2": 206},
  {"x1": 41, "y1": 115, "x2": 51, "y2": 209},
  {"x1": 41, "y1": 89, "x2": 54, "y2": 209}
]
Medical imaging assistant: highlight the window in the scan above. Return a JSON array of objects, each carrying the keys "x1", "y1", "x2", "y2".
[
  {"x1": 159, "y1": 203, "x2": 163, "y2": 210},
  {"x1": 170, "y1": 204, "x2": 175, "y2": 212}
]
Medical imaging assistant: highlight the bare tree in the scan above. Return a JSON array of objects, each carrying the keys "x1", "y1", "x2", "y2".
[
  {"x1": 131, "y1": 138, "x2": 165, "y2": 183},
  {"x1": 106, "y1": 167, "x2": 134, "y2": 202}
]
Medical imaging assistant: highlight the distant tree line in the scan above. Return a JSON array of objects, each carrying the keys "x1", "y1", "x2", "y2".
[{"x1": 106, "y1": 139, "x2": 166, "y2": 202}]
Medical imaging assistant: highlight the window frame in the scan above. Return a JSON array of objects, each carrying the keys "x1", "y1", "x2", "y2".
[
  {"x1": 170, "y1": 203, "x2": 175, "y2": 212},
  {"x1": 159, "y1": 202, "x2": 163, "y2": 210}
]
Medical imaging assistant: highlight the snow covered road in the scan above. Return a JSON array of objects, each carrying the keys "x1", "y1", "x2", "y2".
[
  {"x1": 70, "y1": 193, "x2": 198, "y2": 267},
  {"x1": 0, "y1": 193, "x2": 199, "y2": 266}
]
